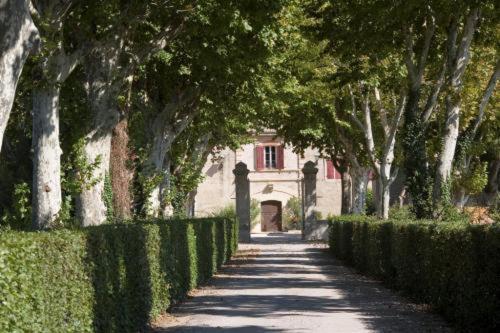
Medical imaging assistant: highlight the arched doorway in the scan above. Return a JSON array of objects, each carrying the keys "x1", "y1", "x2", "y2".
[{"x1": 261, "y1": 200, "x2": 282, "y2": 232}]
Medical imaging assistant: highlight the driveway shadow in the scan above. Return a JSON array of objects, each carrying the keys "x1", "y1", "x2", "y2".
[{"x1": 152, "y1": 232, "x2": 450, "y2": 332}]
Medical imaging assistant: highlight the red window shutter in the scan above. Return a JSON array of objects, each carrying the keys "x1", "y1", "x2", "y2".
[
  {"x1": 326, "y1": 160, "x2": 335, "y2": 179},
  {"x1": 277, "y1": 145, "x2": 285, "y2": 169},
  {"x1": 334, "y1": 164, "x2": 341, "y2": 179},
  {"x1": 255, "y1": 146, "x2": 264, "y2": 170}
]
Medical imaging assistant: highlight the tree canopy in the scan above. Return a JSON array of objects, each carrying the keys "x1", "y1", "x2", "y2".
[{"x1": 0, "y1": 0, "x2": 498, "y2": 228}]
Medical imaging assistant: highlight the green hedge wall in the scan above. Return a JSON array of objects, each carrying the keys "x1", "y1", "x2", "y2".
[
  {"x1": 0, "y1": 218, "x2": 238, "y2": 332},
  {"x1": 329, "y1": 216, "x2": 500, "y2": 332}
]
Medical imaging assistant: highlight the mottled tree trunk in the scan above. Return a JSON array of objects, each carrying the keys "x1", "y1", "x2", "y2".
[
  {"x1": 144, "y1": 129, "x2": 173, "y2": 217},
  {"x1": 486, "y1": 159, "x2": 500, "y2": 195},
  {"x1": 433, "y1": 100, "x2": 460, "y2": 203},
  {"x1": 31, "y1": 58, "x2": 80, "y2": 229},
  {"x1": 0, "y1": 0, "x2": 39, "y2": 152},
  {"x1": 145, "y1": 144, "x2": 174, "y2": 218},
  {"x1": 76, "y1": 131, "x2": 114, "y2": 226},
  {"x1": 110, "y1": 118, "x2": 133, "y2": 219},
  {"x1": 143, "y1": 102, "x2": 197, "y2": 217},
  {"x1": 433, "y1": 7, "x2": 478, "y2": 208},
  {"x1": 340, "y1": 170, "x2": 352, "y2": 214},
  {"x1": 32, "y1": 87, "x2": 62, "y2": 229},
  {"x1": 378, "y1": 163, "x2": 394, "y2": 220},
  {"x1": 351, "y1": 167, "x2": 369, "y2": 214},
  {"x1": 76, "y1": 43, "x2": 123, "y2": 226}
]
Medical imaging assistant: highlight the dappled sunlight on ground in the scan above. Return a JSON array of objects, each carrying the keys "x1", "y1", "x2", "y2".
[{"x1": 151, "y1": 233, "x2": 450, "y2": 333}]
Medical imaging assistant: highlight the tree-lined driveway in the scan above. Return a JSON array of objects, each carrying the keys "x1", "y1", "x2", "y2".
[{"x1": 152, "y1": 233, "x2": 450, "y2": 332}]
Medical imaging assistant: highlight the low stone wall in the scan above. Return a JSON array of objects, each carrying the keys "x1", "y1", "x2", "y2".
[{"x1": 304, "y1": 219, "x2": 330, "y2": 241}]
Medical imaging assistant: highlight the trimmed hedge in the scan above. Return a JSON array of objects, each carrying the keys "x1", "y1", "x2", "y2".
[
  {"x1": 329, "y1": 216, "x2": 500, "y2": 332},
  {"x1": 0, "y1": 218, "x2": 238, "y2": 332}
]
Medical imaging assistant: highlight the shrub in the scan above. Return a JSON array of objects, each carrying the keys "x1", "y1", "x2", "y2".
[
  {"x1": 0, "y1": 217, "x2": 238, "y2": 332},
  {"x1": 212, "y1": 203, "x2": 237, "y2": 220},
  {"x1": 212, "y1": 200, "x2": 260, "y2": 230},
  {"x1": 328, "y1": 216, "x2": 500, "y2": 331},
  {"x1": 0, "y1": 182, "x2": 31, "y2": 230},
  {"x1": 250, "y1": 199, "x2": 261, "y2": 229},
  {"x1": 388, "y1": 205, "x2": 415, "y2": 220},
  {"x1": 283, "y1": 197, "x2": 301, "y2": 230},
  {"x1": 365, "y1": 188, "x2": 376, "y2": 215}
]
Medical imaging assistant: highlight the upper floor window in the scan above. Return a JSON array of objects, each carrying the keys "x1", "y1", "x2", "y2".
[
  {"x1": 326, "y1": 160, "x2": 341, "y2": 179},
  {"x1": 255, "y1": 145, "x2": 284, "y2": 170},
  {"x1": 265, "y1": 146, "x2": 277, "y2": 169}
]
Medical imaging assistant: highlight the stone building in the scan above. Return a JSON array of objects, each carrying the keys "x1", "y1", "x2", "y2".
[{"x1": 193, "y1": 130, "x2": 342, "y2": 232}]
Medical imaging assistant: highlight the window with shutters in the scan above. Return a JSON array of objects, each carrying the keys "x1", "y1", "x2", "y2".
[
  {"x1": 326, "y1": 160, "x2": 341, "y2": 179},
  {"x1": 255, "y1": 145, "x2": 284, "y2": 170},
  {"x1": 265, "y1": 146, "x2": 277, "y2": 168}
]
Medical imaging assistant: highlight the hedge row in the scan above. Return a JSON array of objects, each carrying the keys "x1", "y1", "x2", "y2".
[
  {"x1": 329, "y1": 216, "x2": 500, "y2": 332},
  {"x1": 0, "y1": 218, "x2": 238, "y2": 332}
]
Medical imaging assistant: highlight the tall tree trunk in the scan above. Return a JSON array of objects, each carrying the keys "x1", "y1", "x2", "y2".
[
  {"x1": 0, "y1": 0, "x2": 39, "y2": 152},
  {"x1": 142, "y1": 101, "x2": 197, "y2": 217},
  {"x1": 159, "y1": 157, "x2": 173, "y2": 217},
  {"x1": 340, "y1": 170, "x2": 352, "y2": 214},
  {"x1": 76, "y1": 43, "x2": 123, "y2": 226},
  {"x1": 75, "y1": 86, "x2": 120, "y2": 226},
  {"x1": 485, "y1": 159, "x2": 500, "y2": 194},
  {"x1": 403, "y1": 88, "x2": 432, "y2": 218},
  {"x1": 32, "y1": 86, "x2": 62, "y2": 229},
  {"x1": 432, "y1": 7, "x2": 479, "y2": 209},
  {"x1": 144, "y1": 131, "x2": 174, "y2": 217},
  {"x1": 75, "y1": 99, "x2": 121, "y2": 225},
  {"x1": 76, "y1": 131, "x2": 114, "y2": 226},
  {"x1": 379, "y1": 181, "x2": 391, "y2": 219},
  {"x1": 351, "y1": 166, "x2": 369, "y2": 214},
  {"x1": 455, "y1": 187, "x2": 469, "y2": 210},
  {"x1": 378, "y1": 164, "x2": 393, "y2": 219},
  {"x1": 110, "y1": 118, "x2": 133, "y2": 219},
  {"x1": 433, "y1": 99, "x2": 460, "y2": 204}
]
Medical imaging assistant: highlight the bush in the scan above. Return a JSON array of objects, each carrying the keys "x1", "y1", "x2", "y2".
[
  {"x1": 365, "y1": 188, "x2": 377, "y2": 215},
  {"x1": 283, "y1": 197, "x2": 301, "y2": 230},
  {"x1": 250, "y1": 199, "x2": 261, "y2": 229},
  {"x1": 328, "y1": 215, "x2": 500, "y2": 331},
  {"x1": 0, "y1": 217, "x2": 238, "y2": 332},
  {"x1": 212, "y1": 200, "x2": 260, "y2": 230},
  {"x1": 0, "y1": 182, "x2": 31, "y2": 230}
]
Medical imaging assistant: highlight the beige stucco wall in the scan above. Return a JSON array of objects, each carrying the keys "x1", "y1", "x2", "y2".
[{"x1": 194, "y1": 133, "x2": 342, "y2": 231}]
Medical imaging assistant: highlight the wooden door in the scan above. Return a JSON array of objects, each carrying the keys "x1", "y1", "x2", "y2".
[{"x1": 261, "y1": 201, "x2": 282, "y2": 232}]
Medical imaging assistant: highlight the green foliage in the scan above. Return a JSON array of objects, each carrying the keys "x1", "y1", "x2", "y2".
[
  {"x1": 364, "y1": 189, "x2": 376, "y2": 216},
  {"x1": 250, "y1": 199, "x2": 261, "y2": 229},
  {"x1": 212, "y1": 204, "x2": 237, "y2": 220},
  {"x1": 283, "y1": 197, "x2": 301, "y2": 230},
  {"x1": 0, "y1": 182, "x2": 31, "y2": 230},
  {"x1": 434, "y1": 179, "x2": 470, "y2": 223},
  {"x1": 402, "y1": 118, "x2": 434, "y2": 218},
  {"x1": 454, "y1": 161, "x2": 489, "y2": 196},
  {"x1": 388, "y1": 205, "x2": 415, "y2": 220},
  {"x1": 0, "y1": 217, "x2": 238, "y2": 332},
  {"x1": 491, "y1": 197, "x2": 500, "y2": 223},
  {"x1": 313, "y1": 210, "x2": 323, "y2": 220},
  {"x1": 62, "y1": 138, "x2": 102, "y2": 195},
  {"x1": 103, "y1": 174, "x2": 114, "y2": 223},
  {"x1": 212, "y1": 200, "x2": 260, "y2": 230},
  {"x1": 329, "y1": 216, "x2": 500, "y2": 331}
]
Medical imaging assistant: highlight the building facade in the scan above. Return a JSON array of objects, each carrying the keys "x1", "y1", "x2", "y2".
[{"x1": 193, "y1": 130, "x2": 342, "y2": 232}]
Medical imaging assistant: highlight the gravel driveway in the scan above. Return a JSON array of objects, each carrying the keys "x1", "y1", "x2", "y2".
[{"x1": 152, "y1": 232, "x2": 451, "y2": 332}]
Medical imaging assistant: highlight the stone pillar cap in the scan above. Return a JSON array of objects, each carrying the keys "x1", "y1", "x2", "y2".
[
  {"x1": 302, "y1": 161, "x2": 318, "y2": 174},
  {"x1": 233, "y1": 161, "x2": 250, "y2": 176}
]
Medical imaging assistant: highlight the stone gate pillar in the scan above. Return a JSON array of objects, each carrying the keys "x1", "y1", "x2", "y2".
[
  {"x1": 302, "y1": 161, "x2": 318, "y2": 240},
  {"x1": 233, "y1": 162, "x2": 251, "y2": 243}
]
